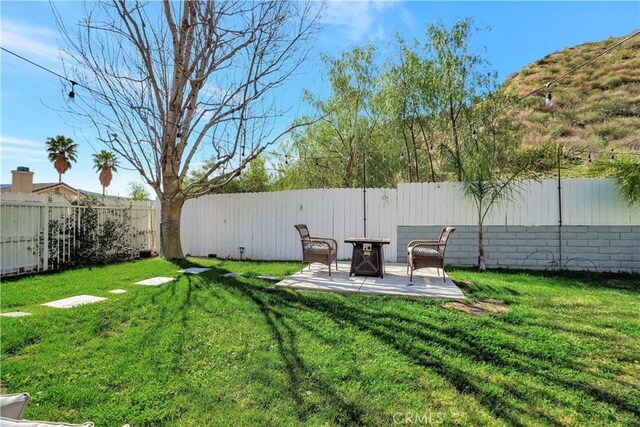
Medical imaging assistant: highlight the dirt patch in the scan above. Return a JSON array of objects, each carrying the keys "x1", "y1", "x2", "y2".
[{"x1": 443, "y1": 299, "x2": 509, "y2": 316}]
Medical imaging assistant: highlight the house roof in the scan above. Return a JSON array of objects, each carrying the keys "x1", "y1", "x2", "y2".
[
  {"x1": 32, "y1": 182, "x2": 78, "y2": 193},
  {"x1": 0, "y1": 182, "x2": 78, "y2": 193},
  {"x1": 1, "y1": 182, "x2": 129, "y2": 200}
]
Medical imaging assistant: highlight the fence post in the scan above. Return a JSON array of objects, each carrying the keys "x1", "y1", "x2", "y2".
[{"x1": 42, "y1": 199, "x2": 49, "y2": 272}]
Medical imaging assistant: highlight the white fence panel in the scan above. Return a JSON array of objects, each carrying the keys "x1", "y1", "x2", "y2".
[
  {"x1": 396, "y1": 179, "x2": 638, "y2": 227},
  {"x1": 180, "y1": 178, "x2": 639, "y2": 263}
]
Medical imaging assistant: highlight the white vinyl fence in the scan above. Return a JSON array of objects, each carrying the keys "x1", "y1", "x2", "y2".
[
  {"x1": 1, "y1": 192, "x2": 157, "y2": 277},
  {"x1": 180, "y1": 178, "x2": 639, "y2": 263}
]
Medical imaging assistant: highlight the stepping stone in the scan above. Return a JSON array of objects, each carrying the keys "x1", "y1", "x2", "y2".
[
  {"x1": 257, "y1": 275, "x2": 279, "y2": 281},
  {"x1": 0, "y1": 311, "x2": 31, "y2": 317},
  {"x1": 135, "y1": 277, "x2": 175, "y2": 286},
  {"x1": 109, "y1": 289, "x2": 127, "y2": 294},
  {"x1": 43, "y1": 295, "x2": 107, "y2": 309},
  {"x1": 177, "y1": 267, "x2": 211, "y2": 274},
  {"x1": 222, "y1": 273, "x2": 242, "y2": 277}
]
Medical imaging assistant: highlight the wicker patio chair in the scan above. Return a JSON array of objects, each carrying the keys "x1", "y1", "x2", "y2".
[
  {"x1": 407, "y1": 227, "x2": 456, "y2": 281},
  {"x1": 294, "y1": 224, "x2": 338, "y2": 276}
]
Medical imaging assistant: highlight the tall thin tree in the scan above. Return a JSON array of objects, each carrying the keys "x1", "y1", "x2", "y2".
[{"x1": 46, "y1": 135, "x2": 78, "y2": 183}]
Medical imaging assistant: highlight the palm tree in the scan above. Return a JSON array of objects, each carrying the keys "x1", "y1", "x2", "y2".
[
  {"x1": 92, "y1": 150, "x2": 119, "y2": 196},
  {"x1": 46, "y1": 135, "x2": 79, "y2": 182}
]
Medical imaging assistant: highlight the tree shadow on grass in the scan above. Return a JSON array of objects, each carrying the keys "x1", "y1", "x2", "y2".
[
  {"x1": 127, "y1": 267, "x2": 638, "y2": 425},
  {"x1": 140, "y1": 269, "x2": 372, "y2": 425},
  {"x1": 215, "y1": 279, "x2": 640, "y2": 425},
  {"x1": 242, "y1": 285, "x2": 370, "y2": 425}
]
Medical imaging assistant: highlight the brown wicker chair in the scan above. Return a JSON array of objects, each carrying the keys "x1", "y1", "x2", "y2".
[
  {"x1": 407, "y1": 227, "x2": 456, "y2": 281},
  {"x1": 294, "y1": 224, "x2": 338, "y2": 276}
]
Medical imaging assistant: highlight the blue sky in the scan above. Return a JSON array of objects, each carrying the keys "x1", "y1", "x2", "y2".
[{"x1": 1, "y1": 1, "x2": 638, "y2": 196}]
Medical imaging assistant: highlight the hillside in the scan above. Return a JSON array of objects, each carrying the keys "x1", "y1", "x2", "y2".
[{"x1": 502, "y1": 33, "x2": 640, "y2": 163}]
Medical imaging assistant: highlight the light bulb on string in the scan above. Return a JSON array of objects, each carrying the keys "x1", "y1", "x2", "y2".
[
  {"x1": 68, "y1": 81, "x2": 77, "y2": 100},
  {"x1": 285, "y1": 154, "x2": 289, "y2": 165},
  {"x1": 610, "y1": 149, "x2": 615, "y2": 161},
  {"x1": 545, "y1": 82, "x2": 553, "y2": 108},
  {"x1": 176, "y1": 124, "x2": 182, "y2": 138}
]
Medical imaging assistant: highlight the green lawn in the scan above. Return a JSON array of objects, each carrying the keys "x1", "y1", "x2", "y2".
[{"x1": 1, "y1": 258, "x2": 639, "y2": 426}]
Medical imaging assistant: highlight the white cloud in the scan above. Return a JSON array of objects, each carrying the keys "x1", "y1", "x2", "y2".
[
  {"x1": 323, "y1": 0, "x2": 399, "y2": 42},
  {"x1": 2, "y1": 156, "x2": 46, "y2": 163},
  {"x1": 1, "y1": 135, "x2": 42, "y2": 148},
  {"x1": 1, "y1": 146, "x2": 43, "y2": 155},
  {"x1": 0, "y1": 20, "x2": 62, "y2": 63},
  {"x1": 0, "y1": 136, "x2": 47, "y2": 166}
]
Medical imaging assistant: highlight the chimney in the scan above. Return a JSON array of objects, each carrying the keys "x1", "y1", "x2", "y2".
[{"x1": 11, "y1": 166, "x2": 34, "y2": 193}]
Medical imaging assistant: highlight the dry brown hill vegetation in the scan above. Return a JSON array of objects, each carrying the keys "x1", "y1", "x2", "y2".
[{"x1": 502, "y1": 33, "x2": 640, "y2": 159}]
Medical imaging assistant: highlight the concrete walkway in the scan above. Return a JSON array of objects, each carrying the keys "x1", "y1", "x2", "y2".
[{"x1": 275, "y1": 262, "x2": 465, "y2": 298}]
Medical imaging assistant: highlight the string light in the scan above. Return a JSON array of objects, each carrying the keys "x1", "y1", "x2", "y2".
[
  {"x1": 544, "y1": 82, "x2": 553, "y2": 108},
  {"x1": 0, "y1": 47, "x2": 244, "y2": 159},
  {"x1": 2, "y1": 29, "x2": 639, "y2": 165},
  {"x1": 68, "y1": 81, "x2": 76, "y2": 100}
]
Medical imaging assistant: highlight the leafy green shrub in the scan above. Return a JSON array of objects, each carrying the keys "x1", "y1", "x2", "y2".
[
  {"x1": 45, "y1": 197, "x2": 136, "y2": 269},
  {"x1": 594, "y1": 125, "x2": 632, "y2": 141},
  {"x1": 605, "y1": 76, "x2": 628, "y2": 90},
  {"x1": 578, "y1": 110, "x2": 602, "y2": 125},
  {"x1": 549, "y1": 124, "x2": 572, "y2": 138},
  {"x1": 599, "y1": 100, "x2": 640, "y2": 119}
]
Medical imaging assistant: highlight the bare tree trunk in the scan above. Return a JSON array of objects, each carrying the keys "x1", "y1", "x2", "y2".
[
  {"x1": 478, "y1": 222, "x2": 486, "y2": 271},
  {"x1": 343, "y1": 151, "x2": 355, "y2": 188},
  {"x1": 416, "y1": 119, "x2": 437, "y2": 183},
  {"x1": 408, "y1": 118, "x2": 420, "y2": 182},
  {"x1": 160, "y1": 196, "x2": 185, "y2": 259},
  {"x1": 401, "y1": 126, "x2": 413, "y2": 181},
  {"x1": 449, "y1": 96, "x2": 462, "y2": 181}
]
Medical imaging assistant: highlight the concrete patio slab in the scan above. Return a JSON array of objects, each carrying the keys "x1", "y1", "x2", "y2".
[
  {"x1": 177, "y1": 267, "x2": 211, "y2": 274},
  {"x1": 42, "y1": 295, "x2": 107, "y2": 309},
  {"x1": 275, "y1": 262, "x2": 465, "y2": 299},
  {"x1": 0, "y1": 311, "x2": 31, "y2": 317},
  {"x1": 135, "y1": 277, "x2": 175, "y2": 286},
  {"x1": 109, "y1": 289, "x2": 127, "y2": 294},
  {"x1": 222, "y1": 273, "x2": 243, "y2": 278}
]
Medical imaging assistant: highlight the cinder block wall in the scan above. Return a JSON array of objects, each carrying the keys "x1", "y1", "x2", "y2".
[{"x1": 397, "y1": 225, "x2": 640, "y2": 274}]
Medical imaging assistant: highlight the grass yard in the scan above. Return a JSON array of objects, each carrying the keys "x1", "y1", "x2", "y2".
[{"x1": 1, "y1": 258, "x2": 639, "y2": 426}]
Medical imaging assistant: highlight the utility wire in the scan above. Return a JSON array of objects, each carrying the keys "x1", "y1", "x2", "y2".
[
  {"x1": 0, "y1": 46, "x2": 229, "y2": 151},
  {"x1": 492, "y1": 29, "x2": 640, "y2": 117},
  {"x1": 3, "y1": 29, "x2": 640, "y2": 161}
]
